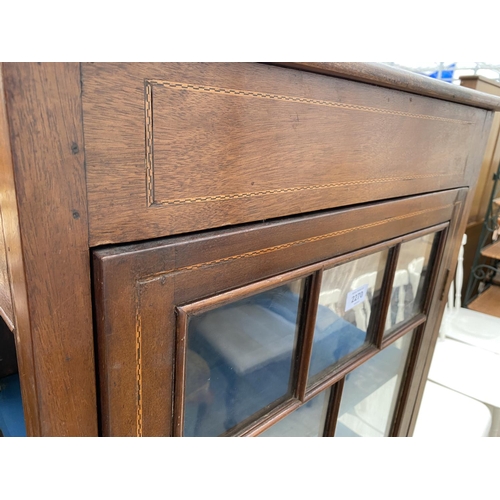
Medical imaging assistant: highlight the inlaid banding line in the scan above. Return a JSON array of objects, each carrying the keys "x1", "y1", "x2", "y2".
[
  {"x1": 154, "y1": 173, "x2": 454, "y2": 206},
  {"x1": 145, "y1": 82, "x2": 154, "y2": 207},
  {"x1": 139, "y1": 203, "x2": 453, "y2": 284},
  {"x1": 144, "y1": 78, "x2": 469, "y2": 206},
  {"x1": 133, "y1": 202, "x2": 453, "y2": 432},
  {"x1": 148, "y1": 80, "x2": 471, "y2": 125},
  {"x1": 135, "y1": 300, "x2": 143, "y2": 437}
]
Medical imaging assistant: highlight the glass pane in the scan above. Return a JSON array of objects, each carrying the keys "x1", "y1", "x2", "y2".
[
  {"x1": 258, "y1": 388, "x2": 331, "y2": 437},
  {"x1": 308, "y1": 250, "x2": 388, "y2": 385},
  {"x1": 334, "y1": 330, "x2": 415, "y2": 437},
  {"x1": 385, "y1": 233, "x2": 439, "y2": 334},
  {"x1": 184, "y1": 279, "x2": 305, "y2": 436}
]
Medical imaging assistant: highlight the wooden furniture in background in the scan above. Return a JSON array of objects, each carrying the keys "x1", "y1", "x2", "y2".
[
  {"x1": 1, "y1": 63, "x2": 500, "y2": 436},
  {"x1": 459, "y1": 76, "x2": 500, "y2": 300}
]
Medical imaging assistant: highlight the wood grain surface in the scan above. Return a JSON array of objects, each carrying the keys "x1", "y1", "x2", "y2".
[
  {"x1": 480, "y1": 239, "x2": 500, "y2": 259},
  {"x1": 0, "y1": 204, "x2": 13, "y2": 330},
  {"x1": 1, "y1": 63, "x2": 97, "y2": 436},
  {"x1": 82, "y1": 62, "x2": 490, "y2": 246},
  {"x1": 94, "y1": 189, "x2": 459, "y2": 436},
  {"x1": 277, "y1": 63, "x2": 500, "y2": 111},
  {"x1": 468, "y1": 285, "x2": 500, "y2": 317},
  {"x1": 0, "y1": 66, "x2": 40, "y2": 435}
]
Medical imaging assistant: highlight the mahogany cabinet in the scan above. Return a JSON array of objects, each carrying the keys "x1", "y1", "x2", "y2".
[{"x1": 1, "y1": 63, "x2": 500, "y2": 436}]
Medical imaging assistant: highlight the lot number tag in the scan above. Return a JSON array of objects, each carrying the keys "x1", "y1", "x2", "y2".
[{"x1": 345, "y1": 284, "x2": 368, "y2": 311}]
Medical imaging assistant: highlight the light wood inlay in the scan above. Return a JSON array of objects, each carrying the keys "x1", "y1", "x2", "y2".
[
  {"x1": 135, "y1": 296, "x2": 143, "y2": 437},
  {"x1": 140, "y1": 204, "x2": 453, "y2": 281}
]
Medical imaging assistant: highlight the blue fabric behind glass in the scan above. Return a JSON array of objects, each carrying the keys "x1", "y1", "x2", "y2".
[
  {"x1": 0, "y1": 374, "x2": 27, "y2": 437},
  {"x1": 186, "y1": 284, "x2": 302, "y2": 436},
  {"x1": 186, "y1": 285, "x2": 365, "y2": 436},
  {"x1": 308, "y1": 300, "x2": 367, "y2": 382}
]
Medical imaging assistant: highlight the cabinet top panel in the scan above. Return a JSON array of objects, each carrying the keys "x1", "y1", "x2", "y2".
[
  {"x1": 277, "y1": 63, "x2": 500, "y2": 111},
  {"x1": 82, "y1": 63, "x2": 492, "y2": 246}
]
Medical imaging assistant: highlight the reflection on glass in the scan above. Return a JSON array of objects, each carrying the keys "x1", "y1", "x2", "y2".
[
  {"x1": 184, "y1": 280, "x2": 305, "y2": 437},
  {"x1": 385, "y1": 233, "x2": 438, "y2": 334},
  {"x1": 335, "y1": 330, "x2": 414, "y2": 437},
  {"x1": 259, "y1": 388, "x2": 331, "y2": 437},
  {"x1": 308, "y1": 250, "x2": 388, "y2": 385}
]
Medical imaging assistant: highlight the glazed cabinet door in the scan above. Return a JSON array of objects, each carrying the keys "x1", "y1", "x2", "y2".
[{"x1": 93, "y1": 189, "x2": 467, "y2": 436}]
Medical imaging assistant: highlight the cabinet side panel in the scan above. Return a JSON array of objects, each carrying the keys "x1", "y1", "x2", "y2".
[
  {"x1": 2, "y1": 63, "x2": 97, "y2": 436},
  {"x1": 0, "y1": 66, "x2": 40, "y2": 435}
]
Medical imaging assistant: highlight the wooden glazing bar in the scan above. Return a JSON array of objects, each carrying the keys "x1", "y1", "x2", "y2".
[
  {"x1": 305, "y1": 345, "x2": 379, "y2": 402},
  {"x1": 389, "y1": 324, "x2": 426, "y2": 437},
  {"x1": 306, "y1": 313, "x2": 427, "y2": 402},
  {"x1": 177, "y1": 266, "x2": 318, "y2": 317},
  {"x1": 374, "y1": 244, "x2": 401, "y2": 349},
  {"x1": 399, "y1": 222, "x2": 449, "y2": 245},
  {"x1": 236, "y1": 399, "x2": 302, "y2": 437},
  {"x1": 380, "y1": 314, "x2": 427, "y2": 350},
  {"x1": 296, "y1": 270, "x2": 323, "y2": 401},
  {"x1": 323, "y1": 378, "x2": 345, "y2": 437},
  {"x1": 319, "y1": 236, "x2": 404, "y2": 272},
  {"x1": 421, "y1": 227, "x2": 450, "y2": 316},
  {"x1": 173, "y1": 307, "x2": 189, "y2": 437}
]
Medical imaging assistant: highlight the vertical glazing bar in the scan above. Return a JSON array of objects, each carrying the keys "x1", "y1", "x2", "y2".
[
  {"x1": 374, "y1": 245, "x2": 401, "y2": 348},
  {"x1": 296, "y1": 269, "x2": 323, "y2": 400},
  {"x1": 389, "y1": 324, "x2": 425, "y2": 436},
  {"x1": 323, "y1": 378, "x2": 345, "y2": 437},
  {"x1": 173, "y1": 308, "x2": 189, "y2": 437}
]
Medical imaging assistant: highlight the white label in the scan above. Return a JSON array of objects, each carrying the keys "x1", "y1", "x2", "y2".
[{"x1": 345, "y1": 284, "x2": 368, "y2": 311}]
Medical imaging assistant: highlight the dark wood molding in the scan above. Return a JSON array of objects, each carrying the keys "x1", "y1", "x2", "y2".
[
  {"x1": 323, "y1": 378, "x2": 344, "y2": 437},
  {"x1": 390, "y1": 324, "x2": 425, "y2": 437},
  {"x1": 375, "y1": 245, "x2": 401, "y2": 348},
  {"x1": 272, "y1": 63, "x2": 500, "y2": 111},
  {"x1": 173, "y1": 308, "x2": 189, "y2": 437},
  {"x1": 403, "y1": 190, "x2": 471, "y2": 436},
  {"x1": 240, "y1": 399, "x2": 301, "y2": 437},
  {"x1": 1, "y1": 63, "x2": 97, "y2": 436},
  {"x1": 296, "y1": 270, "x2": 322, "y2": 400},
  {"x1": 0, "y1": 65, "x2": 41, "y2": 436},
  {"x1": 380, "y1": 314, "x2": 427, "y2": 351}
]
